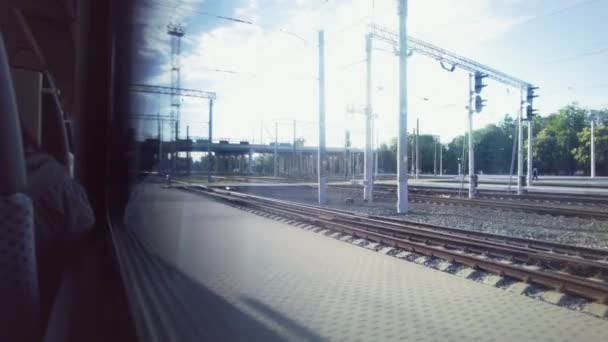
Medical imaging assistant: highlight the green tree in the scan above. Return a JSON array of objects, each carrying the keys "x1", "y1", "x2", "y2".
[
  {"x1": 416, "y1": 135, "x2": 439, "y2": 173},
  {"x1": 533, "y1": 103, "x2": 587, "y2": 175},
  {"x1": 444, "y1": 135, "x2": 466, "y2": 174},
  {"x1": 254, "y1": 155, "x2": 274, "y2": 175},
  {"x1": 377, "y1": 138, "x2": 397, "y2": 173},
  {"x1": 371, "y1": 106, "x2": 606, "y2": 176},
  {"x1": 442, "y1": 115, "x2": 517, "y2": 175},
  {"x1": 572, "y1": 109, "x2": 608, "y2": 175},
  {"x1": 473, "y1": 123, "x2": 513, "y2": 174}
]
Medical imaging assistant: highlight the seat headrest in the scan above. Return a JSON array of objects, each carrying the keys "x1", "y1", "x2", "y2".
[
  {"x1": 11, "y1": 67, "x2": 42, "y2": 147},
  {"x1": 0, "y1": 32, "x2": 26, "y2": 195}
]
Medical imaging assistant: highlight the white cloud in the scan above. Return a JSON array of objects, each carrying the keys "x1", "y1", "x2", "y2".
[
  {"x1": 141, "y1": 0, "x2": 540, "y2": 146},
  {"x1": 134, "y1": 0, "x2": 207, "y2": 58}
]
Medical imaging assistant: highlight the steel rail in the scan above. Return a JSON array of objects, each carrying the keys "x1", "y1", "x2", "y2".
[
  {"x1": 356, "y1": 184, "x2": 608, "y2": 204},
  {"x1": 187, "y1": 186, "x2": 608, "y2": 303},
  {"x1": 366, "y1": 215, "x2": 608, "y2": 261},
  {"x1": 237, "y1": 193, "x2": 608, "y2": 271},
  {"x1": 328, "y1": 185, "x2": 608, "y2": 220},
  {"x1": 198, "y1": 183, "x2": 608, "y2": 261},
  {"x1": 407, "y1": 188, "x2": 608, "y2": 205},
  {"x1": 262, "y1": 200, "x2": 608, "y2": 273},
  {"x1": 411, "y1": 194, "x2": 608, "y2": 220}
]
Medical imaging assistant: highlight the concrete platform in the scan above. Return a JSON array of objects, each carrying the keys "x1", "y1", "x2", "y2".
[{"x1": 125, "y1": 183, "x2": 608, "y2": 341}]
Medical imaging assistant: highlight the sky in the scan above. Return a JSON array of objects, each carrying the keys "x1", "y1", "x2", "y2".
[{"x1": 131, "y1": 0, "x2": 608, "y2": 148}]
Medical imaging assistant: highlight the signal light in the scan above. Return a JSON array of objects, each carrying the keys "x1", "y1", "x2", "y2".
[
  {"x1": 526, "y1": 86, "x2": 539, "y2": 105},
  {"x1": 474, "y1": 95, "x2": 486, "y2": 113},
  {"x1": 526, "y1": 105, "x2": 537, "y2": 120},
  {"x1": 525, "y1": 86, "x2": 538, "y2": 120},
  {"x1": 474, "y1": 72, "x2": 488, "y2": 94}
]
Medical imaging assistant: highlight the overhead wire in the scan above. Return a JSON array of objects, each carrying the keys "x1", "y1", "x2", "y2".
[
  {"x1": 138, "y1": 0, "x2": 373, "y2": 83},
  {"x1": 326, "y1": 15, "x2": 370, "y2": 35},
  {"x1": 139, "y1": 0, "x2": 311, "y2": 44},
  {"x1": 420, "y1": 0, "x2": 602, "y2": 40},
  {"x1": 516, "y1": 0, "x2": 602, "y2": 27},
  {"x1": 331, "y1": 58, "x2": 366, "y2": 70},
  {"x1": 543, "y1": 46, "x2": 608, "y2": 64}
]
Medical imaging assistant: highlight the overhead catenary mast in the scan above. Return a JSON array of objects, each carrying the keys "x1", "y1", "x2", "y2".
[
  {"x1": 364, "y1": 32, "x2": 374, "y2": 203},
  {"x1": 590, "y1": 111, "x2": 596, "y2": 179},
  {"x1": 167, "y1": 23, "x2": 185, "y2": 173},
  {"x1": 318, "y1": 30, "x2": 328, "y2": 204},
  {"x1": 369, "y1": 23, "x2": 537, "y2": 198},
  {"x1": 396, "y1": 0, "x2": 409, "y2": 213}
]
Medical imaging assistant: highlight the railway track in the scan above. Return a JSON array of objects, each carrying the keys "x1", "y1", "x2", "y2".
[
  {"x1": 394, "y1": 185, "x2": 608, "y2": 206},
  {"x1": 434, "y1": 179, "x2": 608, "y2": 189},
  {"x1": 329, "y1": 185, "x2": 608, "y2": 220},
  {"x1": 179, "y1": 184, "x2": 608, "y2": 305}
]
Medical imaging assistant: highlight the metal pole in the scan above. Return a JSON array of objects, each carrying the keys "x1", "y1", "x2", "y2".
[
  {"x1": 527, "y1": 119, "x2": 533, "y2": 185},
  {"x1": 374, "y1": 151, "x2": 378, "y2": 178},
  {"x1": 186, "y1": 125, "x2": 190, "y2": 174},
  {"x1": 397, "y1": 0, "x2": 409, "y2": 213},
  {"x1": 468, "y1": 73, "x2": 475, "y2": 199},
  {"x1": 439, "y1": 143, "x2": 443, "y2": 176},
  {"x1": 318, "y1": 30, "x2": 328, "y2": 204},
  {"x1": 433, "y1": 138, "x2": 437, "y2": 175},
  {"x1": 158, "y1": 116, "x2": 163, "y2": 172},
  {"x1": 174, "y1": 120, "x2": 178, "y2": 173},
  {"x1": 591, "y1": 116, "x2": 596, "y2": 178},
  {"x1": 411, "y1": 129, "x2": 415, "y2": 174},
  {"x1": 248, "y1": 150, "x2": 252, "y2": 175},
  {"x1": 344, "y1": 130, "x2": 349, "y2": 180},
  {"x1": 415, "y1": 118, "x2": 419, "y2": 179},
  {"x1": 517, "y1": 87, "x2": 524, "y2": 195},
  {"x1": 274, "y1": 121, "x2": 278, "y2": 177},
  {"x1": 207, "y1": 99, "x2": 213, "y2": 183},
  {"x1": 373, "y1": 118, "x2": 379, "y2": 178},
  {"x1": 364, "y1": 33, "x2": 374, "y2": 203},
  {"x1": 293, "y1": 120, "x2": 296, "y2": 177}
]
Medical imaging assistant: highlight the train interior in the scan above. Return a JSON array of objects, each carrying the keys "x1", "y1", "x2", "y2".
[{"x1": 1, "y1": 1, "x2": 136, "y2": 341}]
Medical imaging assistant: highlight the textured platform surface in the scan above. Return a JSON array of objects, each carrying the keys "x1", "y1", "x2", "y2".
[{"x1": 125, "y1": 183, "x2": 608, "y2": 341}]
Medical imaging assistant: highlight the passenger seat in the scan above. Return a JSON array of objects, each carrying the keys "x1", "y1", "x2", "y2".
[{"x1": 0, "y1": 31, "x2": 41, "y2": 341}]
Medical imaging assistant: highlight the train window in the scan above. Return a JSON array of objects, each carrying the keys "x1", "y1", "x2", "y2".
[{"x1": 115, "y1": 0, "x2": 608, "y2": 340}]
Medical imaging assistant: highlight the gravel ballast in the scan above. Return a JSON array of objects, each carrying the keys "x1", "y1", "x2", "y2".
[{"x1": 228, "y1": 185, "x2": 608, "y2": 249}]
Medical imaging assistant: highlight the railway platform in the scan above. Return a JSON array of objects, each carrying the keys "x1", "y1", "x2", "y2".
[{"x1": 121, "y1": 182, "x2": 608, "y2": 341}]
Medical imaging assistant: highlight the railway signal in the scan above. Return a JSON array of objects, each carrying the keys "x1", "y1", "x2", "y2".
[
  {"x1": 474, "y1": 95, "x2": 487, "y2": 113},
  {"x1": 526, "y1": 86, "x2": 538, "y2": 104},
  {"x1": 526, "y1": 105, "x2": 537, "y2": 120},
  {"x1": 368, "y1": 22, "x2": 534, "y2": 203},
  {"x1": 473, "y1": 72, "x2": 488, "y2": 113},
  {"x1": 524, "y1": 86, "x2": 539, "y2": 187},
  {"x1": 474, "y1": 71, "x2": 488, "y2": 94},
  {"x1": 525, "y1": 86, "x2": 539, "y2": 120}
]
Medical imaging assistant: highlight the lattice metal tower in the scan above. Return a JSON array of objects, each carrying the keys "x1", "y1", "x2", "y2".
[{"x1": 167, "y1": 23, "x2": 185, "y2": 171}]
